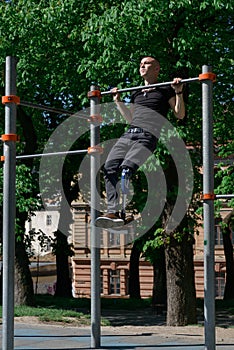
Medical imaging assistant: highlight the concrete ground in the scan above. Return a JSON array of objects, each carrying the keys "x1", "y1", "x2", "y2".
[
  {"x1": 1, "y1": 307, "x2": 234, "y2": 349},
  {"x1": 1, "y1": 321, "x2": 234, "y2": 350}
]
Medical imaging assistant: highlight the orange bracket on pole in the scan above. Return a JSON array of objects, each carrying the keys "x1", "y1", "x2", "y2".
[
  {"x1": 202, "y1": 193, "x2": 216, "y2": 200},
  {"x1": 199, "y1": 73, "x2": 216, "y2": 82},
  {"x1": 88, "y1": 115, "x2": 103, "y2": 123},
  {"x1": 0, "y1": 156, "x2": 5, "y2": 162},
  {"x1": 87, "y1": 90, "x2": 101, "y2": 98},
  {"x1": 88, "y1": 146, "x2": 103, "y2": 154},
  {"x1": 2, "y1": 95, "x2": 20, "y2": 105},
  {"x1": 1, "y1": 134, "x2": 20, "y2": 142}
]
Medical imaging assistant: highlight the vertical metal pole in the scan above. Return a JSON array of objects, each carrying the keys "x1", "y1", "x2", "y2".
[
  {"x1": 202, "y1": 65, "x2": 216, "y2": 350},
  {"x1": 89, "y1": 85, "x2": 101, "y2": 348},
  {"x1": 2, "y1": 56, "x2": 17, "y2": 350}
]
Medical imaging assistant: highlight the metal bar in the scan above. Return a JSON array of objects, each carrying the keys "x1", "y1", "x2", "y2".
[
  {"x1": 20, "y1": 100, "x2": 89, "y2": 120},
  {"x1": 20, "y1": 100, "x2": 74, "y2": 115},
  {"x1": 2, "y1": 56, "x2": 17, "y2": 350},
  {"x1": 90, "y1": 85, "x2": 101, "y2": 348},
  {"x1": 215, "y1": 194, "x2": 234, "y2": 199},
  {"x1": 202, "y1": 65, "x2": 216, "y2": 350},
  {"x1": 101, "y1": 77, "x2": 199, "y2": 96},
  {"x1": 16, "y1": 149, "x2": 87, "y2": 159}
]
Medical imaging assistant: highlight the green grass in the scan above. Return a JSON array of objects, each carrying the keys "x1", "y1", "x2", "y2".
[
  {"x1": 0, "y1": 295, "x2": 151, "y2": 325},
  {"x1": 0, "y1": 295, "x2": 110, "y2": 325},
  {"x1": 101, "y1": 297, "x2": 151, "y2": 310},
  {"x1": 1, "y1": 295, "x2": 234, "y2": 325},
  {"x1": 35, "y1": 294, "x2": 151, "y2": 310},
  {"x1": 14, "y1": 304, "x2": 89, "y2": 324},
  {"x1": 197, "y1": 298, "x2": 234, "y2": 315},
  {"x1": 35, "y1": 294, "x2": 91, "y2": 310},
  {"x1": 216, "y1": 299, "x2": 234, "y2": 314}
]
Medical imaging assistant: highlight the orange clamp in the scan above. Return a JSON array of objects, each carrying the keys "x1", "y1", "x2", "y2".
[
  {"x1": 2, "y1": 95, "x2": 20, "y2": 105},
  {"x1": 88, "y1": 146, "x2": 103, "y2": 154},
  {"x1": 88, "y1": 115, "x2": 103, "y2": 123},
  {"x1": 1, "y1": 134, "x2": 20, "y2": 142},
  {"x1": 202, "y1": 193, "x2": 216, "y2": 200},
  {"x1": 87, "y1": 90, "x2": 101, "y2": 98},
  {"x1": 199, "y1": 73, "x2": 216, "y2": 82},
  {"x1": 0, "y1": 156, "x2": 5, "y2": 162}
]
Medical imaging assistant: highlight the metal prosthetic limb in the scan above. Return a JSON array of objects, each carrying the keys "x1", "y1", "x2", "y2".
[{"x1": 120, "y1": 168, "x2": 132, "y2": 221}]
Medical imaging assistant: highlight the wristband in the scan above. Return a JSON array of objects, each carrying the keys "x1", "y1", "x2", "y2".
[{"x1": 175, "y1": 91, "x2": 183, "y2": 95}]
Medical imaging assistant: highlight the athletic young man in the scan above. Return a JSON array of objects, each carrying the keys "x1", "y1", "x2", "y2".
[{"x1": 95, "y1": 56, "x2": 185, "y2": 228}]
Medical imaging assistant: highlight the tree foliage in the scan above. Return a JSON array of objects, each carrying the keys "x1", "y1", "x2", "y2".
[{"x1": 0, "y1": 0, "x2": 233, "y2": 312}]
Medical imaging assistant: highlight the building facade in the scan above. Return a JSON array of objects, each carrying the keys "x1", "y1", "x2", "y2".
[
  {"x1": 26, "y1": 201, "x2": 233, "y2": 299},
  {"x1": 71, "y1": 201, "x2": 233, "y2": 299}
]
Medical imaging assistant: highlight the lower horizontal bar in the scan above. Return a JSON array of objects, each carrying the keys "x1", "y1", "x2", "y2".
[
  {"x1": 216, "y1": 194, "x2": 234, "y2": 199},
  {"x1": 101, "y1": 77, "x2": 199, "y2": 96},
  {"x1": 16, "y1": 149, "x2": 87, "y2": 159}
]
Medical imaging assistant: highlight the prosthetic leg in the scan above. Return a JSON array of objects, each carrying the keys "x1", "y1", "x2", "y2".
[
  {"x1": 120, "y1": 167, "x2": 132, "y2": 221},
  {"x1": 95, "y1": 167, "x2": 133, "y2": 229}
]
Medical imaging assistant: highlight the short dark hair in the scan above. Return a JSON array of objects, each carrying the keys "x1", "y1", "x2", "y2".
[{"x1": 140, "y1": 55, "x2": 160, "y2": 67}]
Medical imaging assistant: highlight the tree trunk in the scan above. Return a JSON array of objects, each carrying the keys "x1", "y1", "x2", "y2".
[
  {"x1": 54, "y1": 229, "x2": 72, "y2": 298},
  {"x1": 129, "y1": 241, "x2": 141, "y2": 299},
  {"x1": 165, "y1": 234, "x2": 197, "y2": 326},
  {"x1": 52, "y1": 158, "x2": 80, "y2": 297},
  {"x1": 152, "y1": 247, "x2": 167, "y2": 314},
  {"x1": 223, "y1": 225, "x2": 234, "y2": 300},
  {"x1": 15, "y1": 239, "x2": 35, "y2": 306},
  {"x1": 54, "y1": 182, "x2": 74, "y2": 298},
  {"x1": 13, "y1": 108, "x2": 38, "y2": 305},
  {"x1": 162, "y1": 155, "x2": 197, "y2": 326}
]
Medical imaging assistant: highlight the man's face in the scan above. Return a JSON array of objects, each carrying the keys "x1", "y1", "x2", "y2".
[{"x1": 139, "y1": 57, "x2": 160, "y2": 79}]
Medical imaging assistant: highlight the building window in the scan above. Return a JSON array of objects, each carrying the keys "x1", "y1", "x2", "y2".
[
  {"x1": 215, "y1": 219, "x2": 234, "y2": 246},
  {"x1": 215, "y1": 271, "x2": 225, "y2": 298},
  {"x1": 109, "y1": 269, "x2": 120, "y2": 295},
  {"x1": 215, "y1": 224, "x2": 223, "y2": 246},
  {"x1": 45, "y1": 241, "x2": 52, "y2": 252},
  {"x1": 46, "y1": 215, "x2": 52, "y2": 226},
  {"x1": 109, "y1": 232, "x2": 120, "y2": 247}
]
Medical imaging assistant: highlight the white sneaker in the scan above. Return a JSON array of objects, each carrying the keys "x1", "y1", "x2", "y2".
[{"x1": 95, "y1": 213, "x2": 124, "y2": 228}]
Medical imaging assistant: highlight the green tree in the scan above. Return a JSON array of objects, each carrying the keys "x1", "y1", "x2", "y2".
[
  {"x1": 215, "y1": 166, "x2": 234, "y2": 299},
  {"x1": 0, "y1": 162, "x2": 41, "y2": 305},
  {"x1": 76, "y1": 0, "x2": 233, "y2": 325},
  {"x1": 0, "y1": 0, "x2": 233, "y2": 321},
  {"x1": 0, "y1": 0, "x2": 100, "y2": 303}
]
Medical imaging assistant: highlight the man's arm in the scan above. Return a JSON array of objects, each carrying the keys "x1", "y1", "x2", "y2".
[
  {"x1": 112, "y1": 88, "x2": 133, "y2": 123},
  {"x1": 169, "y1": 78, "x2": 186, "y2": 119}
]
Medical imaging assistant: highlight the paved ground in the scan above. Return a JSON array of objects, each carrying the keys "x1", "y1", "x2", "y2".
[
  {"x1": 1, "y1": 308, "x2": 234, "y2": 349},
  {"x1": 1, "y1": 322, "x2": 234, "y2": 350}
]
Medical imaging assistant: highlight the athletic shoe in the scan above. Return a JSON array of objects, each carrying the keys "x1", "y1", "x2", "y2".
[
  {"x1": 95, "y1": 213, "x2": 124, "y2": 228},
  {"x1": 124, "y1": 215, "x2": 134, "y2": 225}
]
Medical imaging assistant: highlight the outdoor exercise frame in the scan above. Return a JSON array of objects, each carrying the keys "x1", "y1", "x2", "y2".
[{"x1": 1, "y1": 56, "x2": 233, "y2": 350}]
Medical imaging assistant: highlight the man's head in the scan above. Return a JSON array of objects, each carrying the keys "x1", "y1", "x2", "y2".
[{"x1": 139, "y1": 56, "x2": 160, "y2": 84}]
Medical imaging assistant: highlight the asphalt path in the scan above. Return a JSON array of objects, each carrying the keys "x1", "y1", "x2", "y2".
[{"x1": 1, "y1": 307, "x2": 234, "y2": 349}]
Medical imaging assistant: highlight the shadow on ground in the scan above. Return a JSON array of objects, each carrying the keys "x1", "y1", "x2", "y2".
[
  {"x1": 102, "y1": 308, "x2": 166, "y2": 327},
  {"x1": 101, "y1": 307, "x2": 234, "y2": 328}
]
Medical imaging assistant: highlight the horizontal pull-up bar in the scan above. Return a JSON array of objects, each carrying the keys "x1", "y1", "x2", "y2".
[
  {"x1": 16, "y1": 149, "x2": 87, "y2": 160},
  {"x1": 20, "y1": 100, "x2": 89, "y2": 120},
  {"x1": 101, "y1": 77, "x2": 200, "y2": 96},
  {"x1": 215, "y1": 194, "x2": 234, "y2": 199}
]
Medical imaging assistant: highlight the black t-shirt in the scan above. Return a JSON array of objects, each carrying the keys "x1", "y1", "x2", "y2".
[{"x1": 130, "y1": 86, "x2": 175, "y2": 135}]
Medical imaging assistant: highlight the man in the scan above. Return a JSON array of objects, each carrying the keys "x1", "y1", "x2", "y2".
[{"x1": 95, "y1": 56, "x2": 185, "y2": 228}]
